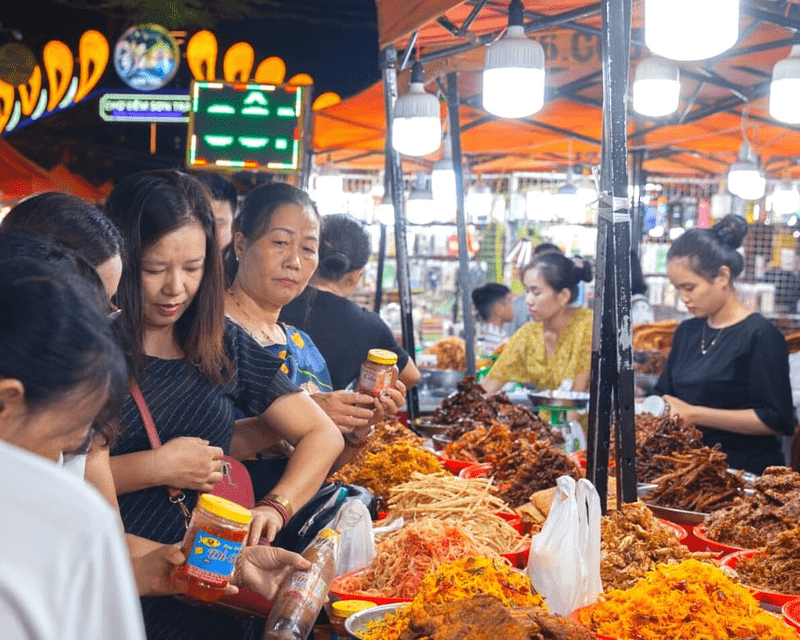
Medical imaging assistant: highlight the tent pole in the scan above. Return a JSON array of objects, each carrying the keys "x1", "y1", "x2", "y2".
[
  {"x1": 374, "y1": 222, "x2": 387, "y2": 313},
  {"x1": 380, "y1": 44, "x2": 419, "y2": 419},
  {"x1": 587, "y1": 0, "x2": 636, "y2": 513},
  {"x1": 446, "y1": 71, "x2": 476, "y2": 377},
  {"x1": 630, "y1": 149, "x2": 646, "y2": 256}
]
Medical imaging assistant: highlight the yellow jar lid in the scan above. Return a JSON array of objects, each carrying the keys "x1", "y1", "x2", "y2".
[
  {"x1": 367, "y1": 348, "x2": 398, "y2": 366},
  {"x1": 197, "y1": 494, "x2": 252, "y2": 525},
  {"x1": 331, "y1": 599, "x2": 377, "y2": 617}
]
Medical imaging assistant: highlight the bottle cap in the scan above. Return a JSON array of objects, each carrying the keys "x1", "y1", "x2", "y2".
[
  {"x1": 196, "y1": 494, "x2": 253, "y2": 525},
  {"x1": 367, "y1": 348, "x2": 398, "y2": 366},
  {"x1": 331, "y1": 600, "x2": 377, "y2": 618},
  {"x1": 641, "y1": 395, "x2": 667, "y2": 417}
]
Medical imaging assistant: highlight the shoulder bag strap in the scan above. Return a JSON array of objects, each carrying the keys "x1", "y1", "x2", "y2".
[{"x1": 129, "y1": 381, "x2": 191, "y2": 529}]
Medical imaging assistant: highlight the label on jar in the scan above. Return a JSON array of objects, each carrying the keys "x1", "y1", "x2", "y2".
[
  {"x1": 358, "y1": 366, "x2": 393, "y2": 396},
  {"x1": 185, "y1": 529, "x2": 243, "y2": 581}
]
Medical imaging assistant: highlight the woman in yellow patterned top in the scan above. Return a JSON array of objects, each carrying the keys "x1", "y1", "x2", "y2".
[{"x1": 481, "y1": 253, "x2": 593, "y2": 393}]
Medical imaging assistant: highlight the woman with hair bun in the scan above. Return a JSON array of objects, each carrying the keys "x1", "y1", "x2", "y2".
[
  {"x1": 280, "y1": 213, "x2": 420, "y2": 391},
  {"x1": 480, "y1": 252, "x2": 594, "y2": 394},
  {"x1": 653, "y1": 214, "x2": 794, "y2": 474}
]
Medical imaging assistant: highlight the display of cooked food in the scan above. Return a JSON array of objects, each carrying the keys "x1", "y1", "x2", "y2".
[
  {"x1": 703, "y1": 466, "x2": 800, "y2": 549},
  {"x1": 634, "y1": 413, "x2": 704, "y2": 483},
  {"x1": 633, "y1": 349, "x2": 668, "y2": 375},
  {"x1": 423, "y1": 336, "x2": 467, "y2": 371},
  {"x1": 384, "y1": 472, "x2": 520, "y2": 555},
  {"x1": 631, "y1": 320, "x2": 678, "y2": 351},
  {"x1": 432, "y1": 377, "x2": 562, "y2": 443},
  {"x1": 492, "y1": 439, "x2": 582, "y2": 508},
  {"x1": 330, "y1": 442, "x2": 441, "y2": 500},
  {"x1": 733, "y1": 526, "x2": 800, "y2": 596},
  {"x1": 600, "y1": 501, "x2": 712, "y2": 591},
  {"x1": 643, "y1": 446, "x2": 745, "y2": 513},
  {"x1": 577, "y1": 559, "x2": 798, "y2": 640}
]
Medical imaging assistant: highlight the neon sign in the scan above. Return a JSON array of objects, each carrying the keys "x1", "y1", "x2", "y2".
[
  {"x1": 99, "y1": 92, "x2": 191, "y2": 122},
  {"x1": 187, "y1": 81, "x2": 308, "y2": 172}
]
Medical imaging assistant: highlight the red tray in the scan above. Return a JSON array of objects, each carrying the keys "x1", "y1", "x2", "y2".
[
  {"x1": 436, "y1": 453, "x2": 473, "y2": 474},
  {"x1": 659, "y1": 519, "x2": 687, "y2": 542},
  {"x1": 458, "y1": 462, "x2": 493, "y2": 479},
  {"x1": 329, "y1": 568, "x2": 412, "y2": 606},
  {"x1": 691, "y1": 523, "x2": 756, "y2": 556},
  {"x1": 720, "y1": 550, "x2": 799, "y2": 608},
  {"x1": 783, "y1": 597, "x2": 800, "y2": 631}
]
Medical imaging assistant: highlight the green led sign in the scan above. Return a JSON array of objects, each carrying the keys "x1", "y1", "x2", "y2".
[{"x1": 186, "y1": 81, "x2": 309, "y2": 172}]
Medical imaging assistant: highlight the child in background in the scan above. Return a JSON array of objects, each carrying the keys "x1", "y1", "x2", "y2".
[{"x1": 472, "y1": 283, "x2": 514, "y2": 355}]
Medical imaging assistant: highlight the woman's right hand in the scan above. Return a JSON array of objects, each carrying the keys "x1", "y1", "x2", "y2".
[
  {"x1": 311, "y1": 390, "x2": 375, "y2": 432},
  {"x1": 154, "y1": 436, "x2": 224, "y2": 491}
]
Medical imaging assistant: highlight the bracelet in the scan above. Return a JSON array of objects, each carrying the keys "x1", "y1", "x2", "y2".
[
  {"x1": 263, "y1": 492, "x2": 294, "y2": 519},
  {"x1": 256, "y1": 499, "x2": 289, "y2": 527}
]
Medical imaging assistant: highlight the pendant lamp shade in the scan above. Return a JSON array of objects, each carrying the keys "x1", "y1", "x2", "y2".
[
  {"x1": 727, "y1": 141, "x2": 765, "y2": 201},
  {"x1": 770, "y1": 45, "x2": 800, "y2": 125},
  {"x1": 392, "y1": 61, "x2": 441, "y2": 157},
  {"x1": 483, "y1": 0, "x2": 546, "y2": 119},
  {"x1": 644, "y1": 0, "x2": 739, "y2": 61},
  {"x1": 633, "y1": 57, "x2": 681, "y2": 117},
  {"x1": 432, "y1": 131, "x2": 456, "y2": 215},
  {"x1": 772, "y1": 180, "x2": 800, "y2": 215},
  {"x1": 406, "y1": 172, "x2": 435, "y2": 224}
]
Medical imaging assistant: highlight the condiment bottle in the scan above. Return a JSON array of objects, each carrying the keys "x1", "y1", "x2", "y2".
[
  {"x1": 328, "y1": 600, "x2": 376, "y2": 638},
  {"x1": 174, "y1": 494, "x2": 252, "y2": 602},
  {"x1": 263, "y1": 528, "x2": 341, "y2": 640},
  {"x1": 357, "y1": 349, "x2": 398, "y2": 398}
]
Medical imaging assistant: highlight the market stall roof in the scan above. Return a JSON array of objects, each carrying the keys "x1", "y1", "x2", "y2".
[
  {"x1": 0, "y1": 138, "x2": 57, "y2": 203},
  {"x1": 314, "y1": 0, "x2": 800, "y2": 179},
  {"x1": 48, "y1": 164, "x2": 108, "y2": 203}
]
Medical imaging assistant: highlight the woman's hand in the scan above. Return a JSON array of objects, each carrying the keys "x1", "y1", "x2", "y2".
[
  {"x1": 369, "y1": 379, "x2": 407, "y2": 424},
  {"x1": 663, "y1": 395, "x2": 695, "y2": 424},
  {"x1": 248, "y1": 504, "x2": 287, "y2": 545},
  {"x1": 233, "y1": 546, "x2": 311, "y2": 599},
  {"x1": 154, "y1": 437, "x2": 224, "y2": 491},
  {"x1": 311, "y1": 390, "x2": 374, "y2": 431}
]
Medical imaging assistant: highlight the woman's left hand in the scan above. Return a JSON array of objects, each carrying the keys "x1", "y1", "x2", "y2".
[
  {"x1": 249, "y1": 504, "x2": 286, "y2": 545},
  {"x1": 370, "y1": 379, "x2": 407, "y2": 423},
  {"x1": 233, "y1": 546, "x2": 311, "y2": 600},
  {"x1": 662, "y1": 394, "x2": 695, "y2": 424}
]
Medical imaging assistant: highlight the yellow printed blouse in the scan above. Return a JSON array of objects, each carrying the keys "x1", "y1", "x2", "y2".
[{"x1": 485, "y1": 307, "x2": 593, "y2": 390}]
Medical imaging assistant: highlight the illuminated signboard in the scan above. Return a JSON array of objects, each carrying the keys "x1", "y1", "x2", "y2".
[
  {"x1": 186, "y1": 81, "x2": 308, "y2": 172},
  {"x1": 99, "y1": 92, "x2": 191, "y2": 122}
]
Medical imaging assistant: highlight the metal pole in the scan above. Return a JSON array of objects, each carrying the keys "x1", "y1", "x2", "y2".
[
  {"x1": 446, "y1": 71, "x2": 476, "y2": 376},
  {"x1": 380, "y1": 45, "x2": 419, "y2": 419},
  {"x1": 630, "y1": 149, "x2": 646, "y2": 256},
  {"x1": 374, "y1": 222, "x2": 387, "y2": 313},
  {"x1": 587, "y1": 0, "x2": 636, "y2": 512}
]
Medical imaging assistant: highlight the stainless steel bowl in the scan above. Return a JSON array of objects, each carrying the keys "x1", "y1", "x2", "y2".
[
  {"x1": 417, "y1": 369, "x2": 466, "y2": 397},
  {"x1": 431, "y1": 433, "x2": 451, "y2": 451},
  {"x1": 527, "y1": 389, "x2": 590, "y2": 409},
  {"x1": 412, "y1": 419, "x2": 451, "y2": 438},
  {"x1": 345, "y1": 602, "x2": 406, "y2": 639}
]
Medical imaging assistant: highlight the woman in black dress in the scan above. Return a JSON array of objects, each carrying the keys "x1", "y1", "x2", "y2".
[{"x1": 654, "y1": 215, "x2": 795, "y2": 474}]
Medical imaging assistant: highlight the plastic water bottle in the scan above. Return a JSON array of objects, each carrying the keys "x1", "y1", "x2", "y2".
[{"x1": 262, "y1": 528, "x2": 340, "y2": 640}]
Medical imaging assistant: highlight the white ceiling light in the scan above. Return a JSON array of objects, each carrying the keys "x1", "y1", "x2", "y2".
[
  {"x1": 431, "y1": 129, "x2": 456, "y2": 216},
  {"x1": 392, "y1": 61, "x2": 441, "y2": 157},
  {"x1": 406, "y1": 172, "x2": 435, "y2": 224},
  {"x1": 770, "y1": 45, "x2": 800, "y2": 125},
  {"x1": 644, "y1": 0, "x2": 740, "y2": 61},
  {"x1": 771, "y1": 178, "x2": 800, "y2": 216},
  {"x1": 314, "y1": 157, "x2": 344, "y2": 212},
  {"x1": 633, "y1": 57, "x2": 681, "y2": 118},
  {"x1": 374, "y1": 192, "x2": 395, "y2": 225},
  {"x1": 483, "y1": 0, "x2": 546, "y2": 119},
  {"x1": 727, "y1": 141, "x2": 765, "y2": 201}
]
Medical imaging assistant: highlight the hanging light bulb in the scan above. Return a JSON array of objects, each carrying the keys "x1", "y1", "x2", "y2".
[
  {"x1": 466, "y1": 181, "x2": 493, "y2": 223},
  {"x1": 772, "y1": 177, "x2": 800, "y2": 216},
  {"x1": 392, "y1": 61, "x2": 441, "y2": 157},
  {"x1": 483, "y1": 0, "x2": 546, "y2": 119},
  {"x1": 406, "y1": 172, "x2": 435, "y2": 224},
  {"x1": 770, "y1": 45, "x2": 800, "y2": 125},
  {"x1": 314, "y1": 157, "x2": 344, "y2": 214},
  {"x1": 431, "y1": 129, "x2": 456, "y2": 217},
  {"x1": 727, "y1": 141, "x2": 765, "y2": 201},
  {"x1": 632, "y1": 57, "x2": 681, "y2": 117},
  {"x1": 644, "y1": 0, "x2": 739, "y2": 61},
  {"x1": 374, "y1": 192, "x2": 395, "y2": 225}
]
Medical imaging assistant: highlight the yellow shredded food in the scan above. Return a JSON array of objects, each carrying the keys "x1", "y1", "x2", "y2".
[
  {"x1": 359, "y1": 556, "x2": 544, "y2": 640},
  {"x1": 577, "y1": 559, "x2": 798, "y2": 640}
]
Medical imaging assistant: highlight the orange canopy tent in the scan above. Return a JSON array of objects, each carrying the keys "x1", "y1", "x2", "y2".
[
  {"x1": 49, "y1": 164, "x2": 108, "y2": 203},
  {"x1": 314, "y1": 0, "x2": 800, "y2": 179},
  {"x1": 0, "y1": 138, "x2": 57, "y2": 203}
]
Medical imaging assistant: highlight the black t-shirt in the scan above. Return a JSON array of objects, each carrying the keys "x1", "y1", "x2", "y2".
[
  {"x1": 654, "y1": 313, "x2": 794, "y2": 474},
  {"x1": 280, "y1": 287, "x2": 410, "y2": 390}
]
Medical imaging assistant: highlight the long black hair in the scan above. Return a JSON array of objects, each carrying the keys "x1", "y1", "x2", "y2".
[
  {"x1": 105, "y1": 170, "x2": 232, "y2": 384},
  {"x1": 523, "y1": 252, "x2": 593, "y2": 303},
  {"x1": 667, "y1": 214, "x2": 747, "y2": 281}
]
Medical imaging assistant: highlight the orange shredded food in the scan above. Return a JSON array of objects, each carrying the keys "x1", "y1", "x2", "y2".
[
  {"x1": 577, "y1": 559, "x2": 798, "y2": 640},
  {"x1": 335, "y1": 518, "x2": 502, "y2": 599},
  {"x1": 359, "y1": 556, "x2": 544, "y2": 640}
]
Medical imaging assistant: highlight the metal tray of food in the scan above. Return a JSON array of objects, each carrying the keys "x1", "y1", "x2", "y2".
[
  {"x1": 411, "y1": 418, "x2": 451, "y2": 438},
  {"x1": 637, "y1": 483, "x2": 707, "y2": 526},
  {"x1": 527, "y1": 389, "x2": 590, "y2": 409},
  {"x1": 345, "y1": 602, "x2": 406, "y2": 639}
]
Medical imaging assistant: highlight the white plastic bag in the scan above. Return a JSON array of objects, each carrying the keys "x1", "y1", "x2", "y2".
[
  {"x1": 331, "y1": 499, "x2": 376, "y2": 576},
  {"x1": 526, "y1": 476, "x2": 602, "y2": 615}
]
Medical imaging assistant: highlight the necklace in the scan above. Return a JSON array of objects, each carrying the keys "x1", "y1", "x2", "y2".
[
  {"x1": 700, "y1": 322, "x2": 724, "y2": 355},
  {"x1": 227, "y1": 289, "x2": 284, "y2": 345}
]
